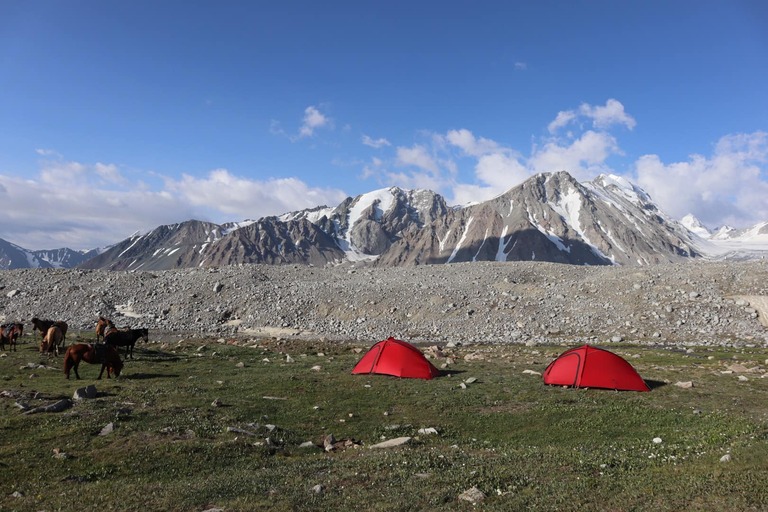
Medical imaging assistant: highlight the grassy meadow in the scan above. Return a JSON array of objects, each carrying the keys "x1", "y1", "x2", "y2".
[{"x1": 1, "y1": 331, "x2": 768, "y2": 511}]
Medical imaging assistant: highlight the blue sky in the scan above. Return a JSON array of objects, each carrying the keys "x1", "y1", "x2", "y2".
[{"x1": 1, "y1": 0, "x2": 767, "y2": 250}]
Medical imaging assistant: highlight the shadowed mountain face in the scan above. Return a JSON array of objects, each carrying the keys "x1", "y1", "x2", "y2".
[{"x1": 1, "y1": 171, "x2": 726, "y2": 271}]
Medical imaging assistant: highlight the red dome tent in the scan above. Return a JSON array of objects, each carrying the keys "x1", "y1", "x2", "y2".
[
  {"x1": 543, "y1": 344, "x2": 650, "y2": 392},
  {"x1": 352, "y1": 337, "x2": 440, "y2": 380}
]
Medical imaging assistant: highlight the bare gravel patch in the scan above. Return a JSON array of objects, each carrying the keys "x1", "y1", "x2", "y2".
[{"x1": 1, "y1": 260, "x2": 766, "y2": 348}]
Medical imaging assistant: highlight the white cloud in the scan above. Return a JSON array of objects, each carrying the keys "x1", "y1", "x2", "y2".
[
  {"x1": 548, "y1": 99, "x2": 635, "y2": 134},
  {"x1": 298, "y1": 105, "x2": 330, "y2": 138},
  {"x1": 165, "y1": 169, "x2": 347, "y2": 217},
  {"x1": 445, "y1": 129, "x2": 502, "y2": 157},
  {"x1": 0, "y1": 158, "x2": 348, "y2": 251},
  {"x1": 547, "y1": 110, "x2": 578, "y2": 134},
  {"x1": 361, "y1": 134, "x2": 391, "y2": 148},
  {"x1": 634, "y1": 131, "x2": 768, "y2": 228},
  {"x1": 396, "y1": 144, "x2": 440, "y2": 174},
  {"x1": 530, "y1": 130, "x2": 620, "y2": 180},
  {"x1": 514, "y1": 61, "x2": 527, "y2": 71},
  {"x1": 580, "y1": 99, "x2": 636, "y2": 130}
]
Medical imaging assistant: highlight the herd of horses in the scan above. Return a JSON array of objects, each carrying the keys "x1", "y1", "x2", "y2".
[{"x1": 1, "y1": 316, "x2": 149, "y2": 380}]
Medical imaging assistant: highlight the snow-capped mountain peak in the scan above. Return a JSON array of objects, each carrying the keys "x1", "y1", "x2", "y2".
[{"x1": 680, "y1": 214, "x2": 712, "y2": 239}]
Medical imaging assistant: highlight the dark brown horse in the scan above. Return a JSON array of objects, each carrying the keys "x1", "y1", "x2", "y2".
[
  {"x1": 31, "y1": 318, "x2": 68, "y2": 344},
  {"x1": 104, "y1": 328, "x2": 148, "y2": 359},
  {"x1": 0, "y1": 323, "x2": 23, "y2": 351},
  {"x1": 95, "y1": 316, "x2": 117, "y2": 342},
  {"x1": 63, "y1": 343, "x2": 123, "y2": 380}
]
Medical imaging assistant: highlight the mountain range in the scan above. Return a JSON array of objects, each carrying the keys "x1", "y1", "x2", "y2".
[{"x1": 2, "y1": 171, "x2": 766, "y2": 271}]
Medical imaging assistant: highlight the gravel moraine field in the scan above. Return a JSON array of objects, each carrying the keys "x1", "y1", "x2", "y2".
[{"x1": 1, "y1": 260, "x2": 767, "y2": 348}]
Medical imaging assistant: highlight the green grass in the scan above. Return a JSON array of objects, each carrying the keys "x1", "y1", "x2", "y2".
[{"x1": 1, "y1": 333, "x2": 767, "y2": 511}]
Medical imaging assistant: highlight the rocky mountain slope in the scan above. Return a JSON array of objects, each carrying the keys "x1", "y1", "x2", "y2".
[
  {"x1": 3, "y1": 171, "x2": 766, "y2": 270},
  {"x1": 72, "y1": 171, "x2": 708, "y2": 270},
  {"x1": 376, "y1": 172, "x2": 701, "y2": 266},
  {"x1": 1, "y1": 260, "x2": 766, "y2": 348},
  {"x1": 0, "y1": 238, "x2": 98, "y2": 270}
]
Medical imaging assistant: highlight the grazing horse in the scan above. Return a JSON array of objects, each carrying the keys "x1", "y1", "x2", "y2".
[
  {"x1": 0, "y1": 323, "x2": 23, "y2": 351},
  {"x1": 95, "y1": 316, "x2": 117, "y2": 342},
  {"x1": 31, "y1": 318, "x2": 68, "y2": 344},
  {"x1": 63, "y1": 343, "x2": 123, "y2": 380},
  {"x1": 40, "y1": 326, "x2": 65, "y2": 355},
  {"x1": 104, "y1": 328, "x2": 148, "y2": 359}
]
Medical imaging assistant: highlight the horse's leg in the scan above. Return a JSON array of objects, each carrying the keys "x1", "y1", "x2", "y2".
[
  {"x1": 73, "y1": 360, "x2": 81, "y2": 380},
  {"x1": 97, "y1": 364, "x2": 105, "y2": 379}
]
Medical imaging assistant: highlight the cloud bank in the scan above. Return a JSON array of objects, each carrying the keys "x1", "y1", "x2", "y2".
[{"x1": 2, "y1": 100, "x2": 766, "y2": 251}]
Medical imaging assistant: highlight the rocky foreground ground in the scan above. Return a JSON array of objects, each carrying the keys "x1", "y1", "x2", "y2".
[{"x1": 1, "y1": 260, "x2": 767, "y2": 348}]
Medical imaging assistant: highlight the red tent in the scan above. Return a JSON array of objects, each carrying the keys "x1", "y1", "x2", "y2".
[
  {"x1": 352, "y1": 337, "x2": 440, "y2": 380},
  {"x1": 542, "y1": 344, "x2": 650, "y2": 392}
]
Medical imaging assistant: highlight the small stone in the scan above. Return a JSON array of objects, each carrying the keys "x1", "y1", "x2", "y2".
[
  {"x1": 720, "y1": 453, "x2": 732, "y2": 463},
  {"x1": 311, "y1": 484, "x2": 324, "y2": 494},
  {"x1": 211, "y1": 398, "x2": 223, "y2": 407},
  {"x1": 369, "y1": 436, "x2": 411, "y2": 449},
  {"x1": 99, "y1": 422, "x2": 114, "y2": 436},
  {"x1": 652, "y1": 437, "x2": 662, "y2": 444},
  {"x1": 674, "y1": 381, "x2": 694, "y2": 389},
  {"x1": 73, "y1": 384, "x2": 97, "y2": 400},
  {"x1": 458, "y1": 486, "x2": 486, "y2": 504}
]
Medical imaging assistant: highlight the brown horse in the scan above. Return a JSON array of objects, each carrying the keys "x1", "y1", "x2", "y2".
[
  {"x1": 104, "y1": 328, "x2": 148, "y2": 359},
  {"x1": 95, "y1": 316, "x2": 117, "y2": 342},
  {"x1": 0, "y1": 323, "x2": 23, "y2": 351},
  {"x1": 40, "y1": 326, "x2": 65, "y2": 355},
  {"x1": 31, "y1": 318, "x2": 68, "y2": 344},
  {"x1": 63, "y1": 343, "x2": 123, "y2": 380}
]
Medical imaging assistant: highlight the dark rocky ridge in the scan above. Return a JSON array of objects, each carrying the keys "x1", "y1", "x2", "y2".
[{"x1": 1, "y1": 260, "x2": 767, "y2": 347}]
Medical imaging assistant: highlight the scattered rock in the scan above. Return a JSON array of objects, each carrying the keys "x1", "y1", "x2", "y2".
[
  {"x1": 674, "y1": 381, "x2": 694, "y2": 389},
  {"x1": 23, "y1": 399, "x2": 72, "y2": 415},
  {"x1": 458, "y1": 486, "x2": 486, "y2": 504},
  {"x1": 720, "y1": 453, "x2": 732, "y2": 463},
  {"x1": 99, "y1": 422, "x2": 114, "y2": 436},
  {"x1": 73, "y1": 385, "x2": 97, "y2": 400},
  {"x1": 369, "y1": 437, "x2": 411, "y2": 449}
]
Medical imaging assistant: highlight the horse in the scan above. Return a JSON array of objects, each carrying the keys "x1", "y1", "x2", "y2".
[
  {"x1": 0, "y1": 323, "x2": 23, "y2": 351},
  {"x1": 63, "y1": 343, "x2": 123, "y2": 380},
  {"x1": 95, "y1": 316, "x2": 117, "y2": 342},
  {"x1": 31, "y1": 318, "x2": 68, "y2": 344},
  {"x1": 104, "y1": 328, "x2": 148, "y2": 359},
  {"x1": 40, "y1": 326, "x2": 65, "y2": 355}
]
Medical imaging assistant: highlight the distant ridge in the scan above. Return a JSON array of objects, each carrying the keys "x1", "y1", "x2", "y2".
[{"x1": 2, "y1": 171, "x2": 767, "y2": 270}]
